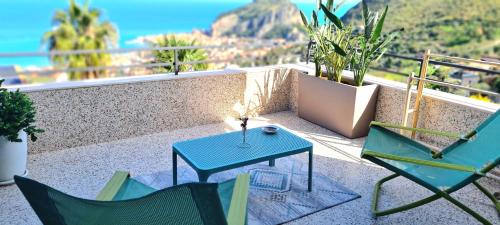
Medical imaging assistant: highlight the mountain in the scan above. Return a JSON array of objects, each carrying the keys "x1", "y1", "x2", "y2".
[
  {"x1": 210, "y1": 0, "x2": 306, "y2": 41},
  {"x1": 342, "y1": 0, "x2": 500, "y2": 58}
]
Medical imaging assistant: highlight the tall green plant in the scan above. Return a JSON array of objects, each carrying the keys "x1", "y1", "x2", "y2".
[
  {"x1": 319, "y1": 3, "x2": 352, "y2": 82},
  {"x1": 151, "y1": 35, "x2": 208, "y2": 73},
  {"x1": 0, "y1": 80, "x2": 43, "y2": 142},
  {"x1": 300, "y1": 7, "x2": 322, "y2": 77},
  {"x1": 300, "y1": 0, "x2": 347, "y2": 79},
  {"x1": 42, "y1": 0, "x2": 118, "y2": 80},
  {"x1": 324, "y1": 25, "x2": 353, "y2": 82},
  {"x1": 350, "y1": 0, "x2": 401, "y2": 86}
]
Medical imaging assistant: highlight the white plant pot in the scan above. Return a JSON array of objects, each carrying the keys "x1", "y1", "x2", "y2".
[{"x1": 0, "y1": 131, "x2": 28, "y2": 185}]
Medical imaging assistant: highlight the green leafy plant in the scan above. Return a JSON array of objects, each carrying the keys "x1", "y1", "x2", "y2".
[
  {"x1": 350, "y1": 0, "x2": 401, "y2": 86},
  {"x1": 300, "y1": 0, "x2": 347, "y2": 79},
  {"x1": 300, "y1": 6, "x2": 322, "y2": 77},
  {"x1": 43, "y1": 0, "x2": 118, "y2": 81},
  {"x1": 0, "y1": 80, "x2": 43, "y2": 142},
  {"x1": 151, "y1": 35, "x2": 208, "y2": 73},
  {"x1": 319, "y1": 2, "x2": 353, "y2": 82},
  {"x1": 492, "y1": 77, "x2": 500, "y2": 93}
]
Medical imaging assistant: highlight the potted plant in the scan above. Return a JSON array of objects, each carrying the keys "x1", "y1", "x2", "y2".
[
  {"x1": 0, "y1": 79, "x2": 43, "y2": 185},
  {"x1": 298, "y1": 0, "x2": 399, "y2": 138}
]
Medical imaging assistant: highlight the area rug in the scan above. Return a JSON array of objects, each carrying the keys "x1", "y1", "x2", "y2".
[{"x1": 134, "y1": 156, "x2": 360, "y2": 225}]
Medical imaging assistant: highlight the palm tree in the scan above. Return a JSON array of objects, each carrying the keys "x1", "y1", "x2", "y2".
[
  {"x1": 42, "y1": 0, "x2": 118, "y2": 80},
  {"x1": 151, "y1": 35, "x2": 208, "y2": 73}
]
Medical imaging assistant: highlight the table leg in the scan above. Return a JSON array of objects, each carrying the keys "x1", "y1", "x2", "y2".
[
  {"x1": 173, "y1": 151, "x2": 177, "y2": 186},
  {"x1": 269, "y1": 159, "x2": 275, "y2": 167},
  {"x1": 198, "y1": 172, "x2": 209, "y2": 183},
  {"x1": 308, "y1": 149, "x2": 313, "y2": 192}
]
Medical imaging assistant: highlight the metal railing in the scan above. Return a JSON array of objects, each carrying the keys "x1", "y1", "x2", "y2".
[
  {"x1": 0, "y1": 41, "x2": 307, "y2": 76},
  {"x1": 381, "y1": 51, "x2": 500, "y2": 99},
  {"x1": 395, "y1": 49, "x2": 500, "y2": 138},
  {"x1": 305, "y1": 42, "x2": 499, "y2": 99},
  {"x1": 383, "y1": 52, "x2": 500, "y2": 76},
  {"x1": 0, "y1": 42, "x2": 499, "y2": 100}
]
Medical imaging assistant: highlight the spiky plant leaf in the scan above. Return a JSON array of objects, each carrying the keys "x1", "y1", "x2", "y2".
[
  {"x1": 299, "y1": 10, "x2": 309, "y2": 27},
  {"x1": 312, "y1": 10, "x2": 319, "y2": 27},
  {"x1": 362, "y1": 0, "x2": 370, "y2": 40},
  {"x1": 321, "y1": 3, "x2": 343, "y2": 29},
  {"x1": 328, "y1": 40, "x2": 347, "y2": 56},
  {"x1": 369, "y1": 6, "x2": 388, "y2": 44}
]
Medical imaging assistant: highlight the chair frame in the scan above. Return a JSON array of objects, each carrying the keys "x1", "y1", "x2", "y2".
[{"x1": 362, "y1": 122, "x2": 500, "y2": 225}]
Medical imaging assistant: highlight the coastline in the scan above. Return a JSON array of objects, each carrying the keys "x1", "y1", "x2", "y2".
[
  {"x1": 0, "y1": 0, "x2": 362, "y2": 68},
  {"x1": 0, "y1": 1, "x2": 362, "y2": 63}
]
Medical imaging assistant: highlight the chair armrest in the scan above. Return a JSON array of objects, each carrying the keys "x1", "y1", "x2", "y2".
[
  {"x1": 370, "y1": 121, "x2": 465, "y2": 140},
  {"x1": 362, "y1": 150, "x2": 477, "y2": 173},
  {"x1": 227, "y1": 173, "x2": 250, "y2": 225},
  {"x1": 96, "y1": 171, "x2": 130, "y2": 201}
]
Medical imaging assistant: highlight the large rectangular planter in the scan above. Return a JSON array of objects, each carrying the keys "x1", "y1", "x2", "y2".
[{"x1": 298, "y1": 72, "x2": 379, "y2": 138}]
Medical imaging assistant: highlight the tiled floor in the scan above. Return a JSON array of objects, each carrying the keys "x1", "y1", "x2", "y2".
[{"x1": 1, "y1": 111, "x2": 498, "y2": 225}]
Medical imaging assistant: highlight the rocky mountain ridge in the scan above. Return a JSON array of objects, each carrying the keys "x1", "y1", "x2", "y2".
[{"x1": 210, "y1": 0, "x2": 306, "y2": 41}]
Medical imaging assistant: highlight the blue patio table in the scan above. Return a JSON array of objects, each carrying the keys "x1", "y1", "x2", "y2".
[{"x1": 172, "y1": 126, "x2": 314, "y2": 191}]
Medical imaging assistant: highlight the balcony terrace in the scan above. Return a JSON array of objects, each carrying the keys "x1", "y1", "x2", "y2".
[{"x1": 1, "y1": 64, "x2": 499, "y2": 224}]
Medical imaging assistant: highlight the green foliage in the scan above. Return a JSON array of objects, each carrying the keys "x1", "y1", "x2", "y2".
[
  {"x1": 425, "y1": 66, "x2": 458, "y2": 93},
  {"x1": 300, "y1": 1, "x2": 348, "y2": 80},
  {"x1": 350, "y1": 0, "x2": 401, "y2": 86},
  {"x1": 493, "y1": 77, "x2": 500, "y2": 93},
  {"x1": 342, "y1": 0, "x2": 500, "y2": 58},
  {"x1": 151, "y1": 35, "x2": 208, "y2": 73},
  {"x1": 324, "y1": 25, "x2": 353, "y2": 82},
  {"x1": 301, "y1": 0, "x2": 400, "y2": 84},
  {"x1": 300, "y1": 6, "x2": 322, "y2": 77},
  {"x1": 368, "y1": 69, "x2": 408, "y2": 83},
  {"x1": 43, "y1": 0, "x2": 118, "y2": 80},
  {"x1": 320, "y1": 4, "x2": 343, "y2": 29},
  {"x1": 0, "y1": 80, "x2": 43, "y2": 142}
]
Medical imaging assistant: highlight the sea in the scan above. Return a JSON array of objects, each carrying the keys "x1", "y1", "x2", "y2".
[{"x1": 0, "y1": 0, "x2": 360, "y2": 67}]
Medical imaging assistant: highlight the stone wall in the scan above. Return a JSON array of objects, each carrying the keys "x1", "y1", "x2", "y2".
[
  {"x1": 16, "y1": 64, "x2": 499, "y2": 154},
  {"x1": 21, "y1": 67, "x2": 295, "y2": 154},
  {"x1": 243, "y1": 67, "x2": 293, "y2": 115}
]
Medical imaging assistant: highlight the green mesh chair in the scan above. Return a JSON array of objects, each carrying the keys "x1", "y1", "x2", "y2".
[
  {"x1": 15, "y1": 172, "x2": 250, "y2": 225},
  {"x1": 361, "y1": 110, "x2": 500, "y2": 225}
]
